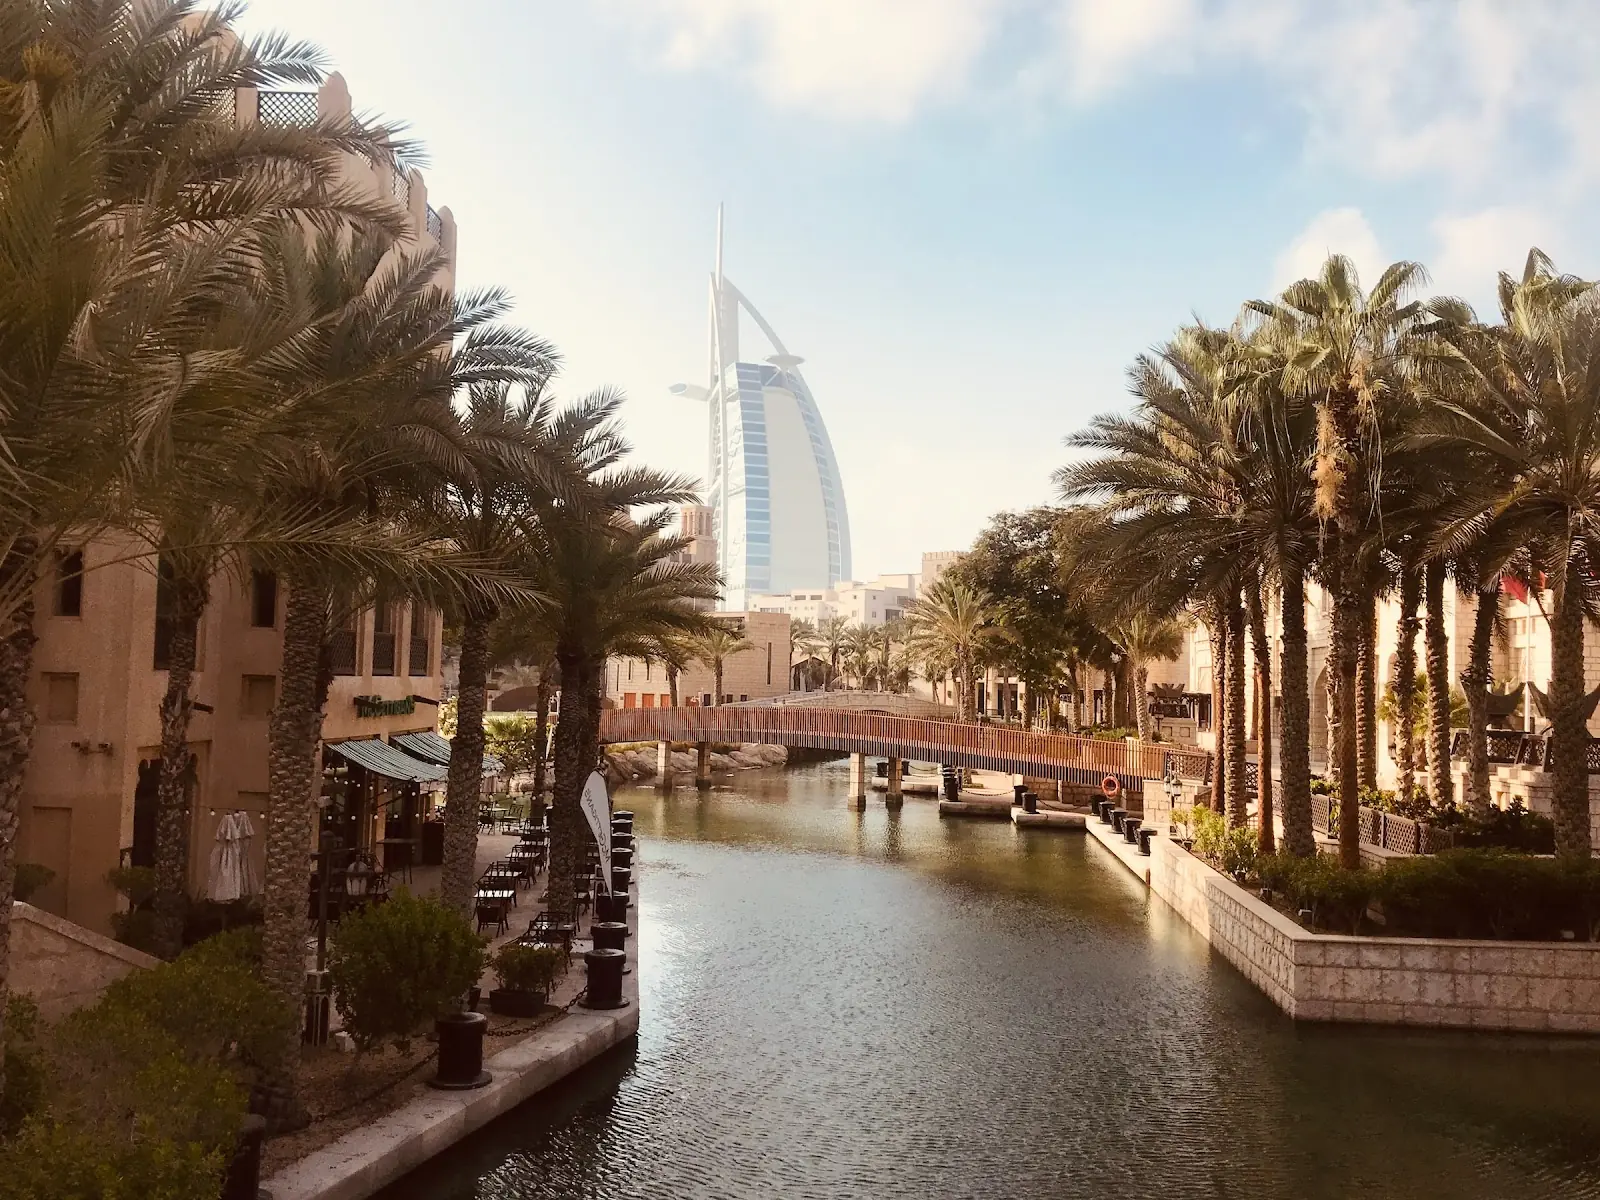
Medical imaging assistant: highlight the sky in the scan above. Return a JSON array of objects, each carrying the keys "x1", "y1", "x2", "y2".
[{"x1": 238, "y1": 0, "x2": 1600, "y2": 579}]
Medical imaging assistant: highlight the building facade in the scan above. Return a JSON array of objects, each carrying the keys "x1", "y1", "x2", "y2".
[
  {"x1": 672, "y1": 209, "x2": 852, "y2": 611},
  {"x1": 15, "y1": 74, "x2": 457, "y2": 934},
  {"x1": 751, "y1": 573, "x2": 919, "y2": 629},
  {"x1": 605, "y1": 612, "x2": 792, "y2": 709}
]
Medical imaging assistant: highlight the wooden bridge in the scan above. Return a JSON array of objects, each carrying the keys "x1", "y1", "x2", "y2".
[{"x1": 598, "y1": 704, "x2": 1212, "y2": 789}]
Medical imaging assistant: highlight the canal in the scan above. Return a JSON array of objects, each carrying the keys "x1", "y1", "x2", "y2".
[{"x1": 382, "y1": 760, "x2": 1600, "y2": 1199}]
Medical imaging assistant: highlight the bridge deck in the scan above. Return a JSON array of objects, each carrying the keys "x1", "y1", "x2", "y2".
[{"x1": 599, "y1": 707, "x2": 1211, "y2": 788}]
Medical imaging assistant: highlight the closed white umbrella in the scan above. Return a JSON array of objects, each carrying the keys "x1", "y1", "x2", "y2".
[{"x1": 207, "y1": 811, "x2": 262, "y2": 902}]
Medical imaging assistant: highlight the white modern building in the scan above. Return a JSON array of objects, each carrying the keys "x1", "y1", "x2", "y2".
[
  {"x1": 751, "y1": 573, "x2": 918, "y2": 629},
  {"x1": 672, "y1": 208, "x2": 852, "y2": 611}
]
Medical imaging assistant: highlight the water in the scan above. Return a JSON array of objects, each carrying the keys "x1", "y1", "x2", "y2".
[{"x1": 382, "y1": 761, "x2": 1600, "y2": 1199}]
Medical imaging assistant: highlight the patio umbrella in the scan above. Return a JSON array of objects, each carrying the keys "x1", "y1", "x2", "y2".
[{"x1": 207, "y1": 811, "x2": 262, "y2": 902}]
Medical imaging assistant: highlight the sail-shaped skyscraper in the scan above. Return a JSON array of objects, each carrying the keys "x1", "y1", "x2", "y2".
[{"x1": 671, "y1": 209, "x2": 852, "y2": 611}]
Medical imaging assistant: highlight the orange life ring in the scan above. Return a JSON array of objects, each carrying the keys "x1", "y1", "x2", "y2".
[{"x1": 1100, "y1": 775, "x2": 1120, "y2": 797}]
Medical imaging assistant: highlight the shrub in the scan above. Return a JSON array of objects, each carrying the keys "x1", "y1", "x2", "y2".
[
  {"x1": 1191, "y1": 806, "x2": 1228, "y2": 864},
  {"x1": 12, "y1": 863, "x2": 54, "y2": 904},
  {"x1": 327, "y1": 890, "x2": 486, "y2": 1053},
  {"x1": 100, "y1": 927, "x2": 295, "y2": 1079},
  {"x1": 0, "y1": 1005, "x2": 244, "y2": 1200},
  {"x1": 105, "y1": 866, "x2": 160, "y2": 954},
  {"x1": 1255, "y1": 853, "x2": 1375, "y2": 934},
  {"x1": 1, "y1": 995, "x2": 44, "y2": 1138},
  {"x1": 1218, "y1": 825, "x2": 1258, "y2": 882},
  {"x1": 491, "y1": 943, "x2": 567, "y2": 996}
]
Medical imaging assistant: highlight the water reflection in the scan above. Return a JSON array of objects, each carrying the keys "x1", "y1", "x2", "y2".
[{"x1": 381, "y1": 760, "x2": 1600, "y2": 1200}]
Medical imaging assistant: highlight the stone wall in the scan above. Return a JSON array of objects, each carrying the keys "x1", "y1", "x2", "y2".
[
  {"x1": 10, "y1": 901, "x2": 157, "y2": 1018},
  {"x1": 1089, "y1": 817, "x2": 1600, "y2": 1033}
]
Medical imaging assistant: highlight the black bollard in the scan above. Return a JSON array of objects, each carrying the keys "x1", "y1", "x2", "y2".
[
  {"x1": 611, "y1": 833, "x2": 635, "y2": 854},
  {"x1": 594, "y1": 891, "x2": 631, "y2": 926},
  {"x1": 1023, "y1": 791, "x2": 1039, "y2": 815},
  {"x1": 1137, "y1": 827, "x2": 1156, "y2": 856},
  {"x1": 220, "y1": 1115, "x2": 267, "y2": 1200},
  {"x1": 582, "y1": 948, "x2": 629, "y2": 1009},
  {"x1": 428, "y1": 1011, "x2": 491, "y2": 1090},
  {"x1": 611, "y1": 810, "x2": 634, "y2": 824},
  {"x1": 591, "y1": 920, "x2": 629, "y2": 951},
  {"x1": 611, "y1": 847, "x2": 634, "y2": 871},
  {"x1": 1123, "y1": 817, "x2": 1142, "y2": 845},
  {"x1": 611, "y1": 866, "x2": 633, "y2": 895},
  {"x1": 1013, "y1": 783, "x2": 1026, "y2": 806}
]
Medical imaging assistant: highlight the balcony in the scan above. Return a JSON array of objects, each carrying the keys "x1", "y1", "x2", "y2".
[
  {"x1": 391, "y1": 166, "x2": 410, "y2": 211},
  {"x1": 329, "y1": 630, "x2": 358, "y2": 676},
  {"x1": 426, "y1": 205, "x2": 443, "y2": 243},
  {"x1": 372, "y1": 631, "x2": 397, "y2": 677},
  {"x1": 408, "y1": 633, "x2": 430, "y2": 677}
]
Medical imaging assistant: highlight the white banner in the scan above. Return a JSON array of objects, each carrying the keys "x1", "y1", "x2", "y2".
[{"x1": 579, "y1": 770, "x2": 613, "y2": 894}]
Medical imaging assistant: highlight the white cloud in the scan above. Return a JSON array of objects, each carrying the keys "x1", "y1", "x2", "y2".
[
  {"x1": 608, "y1": 0, "x2": 1005, "y2": 122},
  {"x1": 1429, "y1": 208, "x2": 1562, "y2": 310},
  {"x1": 1051, "y1": 0, "x2": 1197, "y2": 100},
  {"x1": 1271, "y1": 208, "x2": 1386, "y2": 293}
]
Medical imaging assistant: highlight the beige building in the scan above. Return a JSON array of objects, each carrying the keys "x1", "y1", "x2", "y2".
[
  {"x1": 606, "y1": 612, "x2": 792, "y2": 708},
  {"x1": 16, "y1": 73, "x2": 456, "y2": 935}
]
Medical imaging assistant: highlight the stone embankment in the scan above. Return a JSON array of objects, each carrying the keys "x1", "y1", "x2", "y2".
[{"x1": 603, "y1": 742, "x2": 788, "y2": 785}]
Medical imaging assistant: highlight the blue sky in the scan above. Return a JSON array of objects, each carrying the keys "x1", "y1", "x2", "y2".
[{"x1": 239, "y1": 0, "x2": 1600, "y2": 578}]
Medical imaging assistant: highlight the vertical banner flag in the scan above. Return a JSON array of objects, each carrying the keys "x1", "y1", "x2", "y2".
[{"x1": 579, "y1": 771, "x2": 613, "y2": 894}]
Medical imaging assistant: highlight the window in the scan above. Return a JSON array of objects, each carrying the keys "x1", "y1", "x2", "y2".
[
  {"x1": 241, "y1": 675, "x2": 276, "y2": 718},
  {"x1": 766, "y1": 643, "x2": 772, "y2": 685},
  {"x1": 739, "y1": 694, "x2": 748, "y2": 703},
  {"x1": 55, "y1": 551, "x2": 83, "y2": 617},
  {"x1": 372, "y1": 603, "x2": 397, "y2": 676},
  {"x1": 250, "y1": 570, "x2": 278, "y2": 628},
  {"x1": 407, "y1": 602, "x2": 431, "y2": 676},
  {"x1": 623, "y1": 693, "x2": 636, "y2": 709},
  {"x1": 701, "y1": 693, "x2": 713, "y2": 706},
  {"x1": 329, "y1": 604, "x2": 358, "y2": 676},
  {"x1": 43, "y1": 673, "x2": 78, "y2": 723}
]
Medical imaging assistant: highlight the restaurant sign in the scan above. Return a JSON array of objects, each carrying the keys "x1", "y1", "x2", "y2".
[{"x1": 354, "y1": 694, "x2": 416, "y2": 718}]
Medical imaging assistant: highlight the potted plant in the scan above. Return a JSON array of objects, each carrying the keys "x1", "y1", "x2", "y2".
[{"x1": 489, "y1": 943, "x2": 567, "y2": 1017}]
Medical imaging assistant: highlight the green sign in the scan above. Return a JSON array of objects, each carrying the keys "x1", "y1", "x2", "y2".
[{"x1": 355, "y1": 694, "x2": 416, "y2": 718}]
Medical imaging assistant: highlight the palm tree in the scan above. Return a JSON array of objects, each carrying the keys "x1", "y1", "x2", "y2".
[
  {"x1": 1115, "y1": 614, "x2": 1184, "y2": 742},
  {"x1": 1419, "y1": 251, "x2": 1600, "y2": 858},
  {"x1": 248, "y1": 224, "x2": 548, "y2": 1010},
  {"x1": 690, "y1": 622, "x2": 756, "y2": 706},
  {"x1": 905, "y1": 578, "x2": 993, "y2": 722},
  {"x1": 0, "y1": 0, "x2": 405, "y2": 990},
  {"x1": 523, "y1": 468, "x2": 719, "y2": 919},
  {"x1": 818, "y1": 615, "x2": 851, "y2": 689},
  {"x1": 1249, "y1": 255, "x2": 1447, "y2": 867}
]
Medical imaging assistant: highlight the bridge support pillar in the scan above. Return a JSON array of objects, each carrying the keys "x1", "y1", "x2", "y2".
[
  {"x1": 848, "y1": 753, "x2": 868, "y2": 806},
  {"x1": 695, "y1": 741, "x2": 712, "y2": 788},
  {"x1": 657, "y1": 741, "x2": 673, "y2": 790},
  {"x1": 885, "y1": 757, "x2": 903, "y2": 807}
]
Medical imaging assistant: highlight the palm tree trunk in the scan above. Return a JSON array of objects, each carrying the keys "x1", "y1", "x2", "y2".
[
  {"x1": 1425, "y1": 561, "x2": 1453, "y2": 809},
  {"x1": 1460, "y1": 582, "x2": 1499, "y2": 812},
  {"x1": 667, "y1": 662, "x2": 680, "y2": 708},
  {"x1": 533, "y1": 667, "x2": 553, "y2": 796},
  {"x1": 151, "y1": 572, "x2": 209, "y2": 960},
  {"x1": 958, "y1": 653, "x2": 975, "y2": 722},
  {"x1": 1247, "y1": 585, "x2": 1275, "y2": 855},
  {"x1": 1134, "y1": 663, "x2": 1151, "y2": 741},
  {"x1": 549, "y1": 649, "x2": 602, "y2": 917},
  {"x1": 1331, "y1": 590, "x2": 1361, "y2": 869},
  {"x1": 0, "y1": 551, "x2": 39, "y2": 1096},
  {"x1": 1206, "y1": 605, "x2": 1226, "y2": 813},
  {"x1": 1279, "y1": 564, "x2": 1314, "y2": 857},
  {"x1": 1225, "y1": 589, "x2": 1248, "y2": 827},
  {"x1": 713, "y1": 661, "x2": 723, "y2": 706},
  {"x1": 1548, "y1": 584, "x2": 1596, "y2": 859},
  {"x1": 1394, "y1": 566, "x2": 1421, "y2": 805},
  {"x1": 263, "y1": 575, "x2": 330, "y2": 1018},
  {"x1": 1356, "y1": 588, "x2": 1378, "y2": 792},
  {"x1": 441, "y1": 607, "x2": 494, "y2": 916}
]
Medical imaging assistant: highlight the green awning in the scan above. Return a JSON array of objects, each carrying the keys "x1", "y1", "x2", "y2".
[
  {"x1": 326, "y1": 738, "x2": 448, "y2": 784},
  {"x1": 392, "y1": 730, "x2": 505, "y2": 777},
  {"x1": 392, "y1": 730, "x2": 452, "y2": 765}
]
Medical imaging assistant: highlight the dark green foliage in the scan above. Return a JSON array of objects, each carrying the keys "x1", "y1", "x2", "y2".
[
  {"x1": 490, "y1": 943, "x2": 567, "y2": 995},
  {"x1": 99, "y1": 927, "x2": 294, "y2": 1079},
  {"x1": 1, "y1": 996, "x2": 44, "y2": 1138},
  {"x1": 327, "y1": 890, "x2": 486, "y2": 1052},
  {"x1": 105, "y1": 866, "x2": 160, "y2": 953},
  {"x1": 11, "y1": 864, "x2": 54, "y2": 905},
  {"x1": 1256, "y1": 849, "x2": 1600, "y2": 940}
]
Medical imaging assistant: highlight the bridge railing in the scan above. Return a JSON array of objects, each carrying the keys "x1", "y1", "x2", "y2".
[{"x1": 599, "y1": 707, "x2": 1206, "y2": 783}]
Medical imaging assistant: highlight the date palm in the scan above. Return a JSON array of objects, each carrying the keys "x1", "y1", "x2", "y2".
[
  {"x1": 1115, "y1": 615, "x2": 1184, "y2": 742},
  {"x1": 1419, "y1": 251, "x2": 1600, "y2": 858},
  {"x1": 0, "y1": 0, "x2": 409, "y2": 1040},
  {"x1": 690, "y1": 622, "x2": 756, "y2": 706},
  {"x1": 905, "y1": 577, "x2": 993, "y2": 722},
  {"x1": 1248, "y1": 256, "x2": 1448, "y2": 867},
  {"x1": 818, "y1": 614, "x2": 851, "y2": 689}
]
